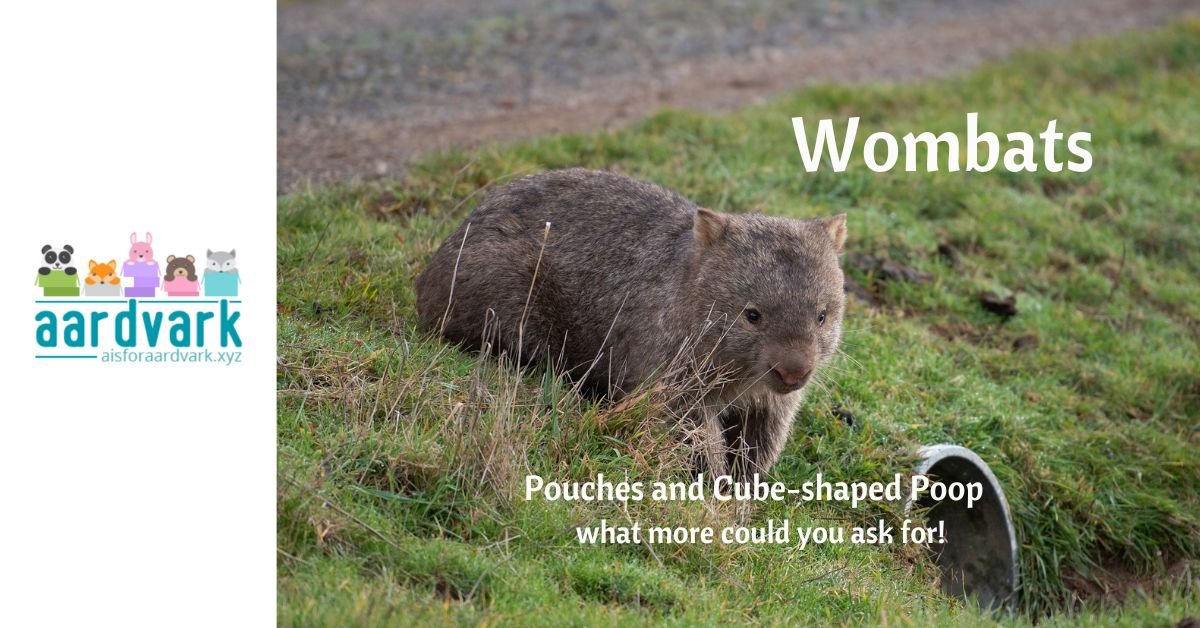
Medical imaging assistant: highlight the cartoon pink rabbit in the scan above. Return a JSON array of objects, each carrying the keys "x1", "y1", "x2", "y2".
[
  {"x1": 128, "y1": 232, "x2": 154, "y2": 264},
  {"x1": 122, "y1": 232, "x2": 161, "y2": 298}
]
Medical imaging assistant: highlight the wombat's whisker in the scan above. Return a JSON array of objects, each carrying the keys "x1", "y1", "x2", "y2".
[
  {"x1": 807, "y1": 373, "x2": 832, "y2": 398},
  {"x1": 829, "y1": 344, "x2": 863, "y2": 371}
]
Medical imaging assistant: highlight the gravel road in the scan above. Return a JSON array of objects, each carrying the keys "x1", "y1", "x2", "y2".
[{"x1": 278, "y1": 0, "x2": 1197, "y2": 193}]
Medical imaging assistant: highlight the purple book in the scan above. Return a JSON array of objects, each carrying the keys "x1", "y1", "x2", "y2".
[
  {"x1": 122, "y1": 261, "x2": 160, "y2": 279},
  {"x1": 124, "y1": 286, "x2": 156, "y2": 298},
  {"x1": 133, "y1": 274, "x2": 161, "y2": 288}
]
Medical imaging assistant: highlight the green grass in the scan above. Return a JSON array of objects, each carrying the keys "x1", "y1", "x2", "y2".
[{"x1": 278, "y1": 22, "x2": 1200, "y2": 625}]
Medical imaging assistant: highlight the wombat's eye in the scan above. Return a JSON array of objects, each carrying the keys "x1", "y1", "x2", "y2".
[
  {"x1": 744, "y1": 308, "x2": 761, "y2": 324},
  {"x1": 818, "y1": 310, "x2": 827, "y2": 326}
]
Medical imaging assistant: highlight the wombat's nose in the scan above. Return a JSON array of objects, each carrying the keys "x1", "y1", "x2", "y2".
[{"x1": 772, "y1": 365, "x2": 813, "y2": 388}]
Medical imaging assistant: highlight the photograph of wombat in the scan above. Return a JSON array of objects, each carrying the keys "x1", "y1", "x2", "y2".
[
  {"x1": 416, "y1": 168, "x2": 846, "y2": 478},
  {"x1": 278, "y1": 1, "x2": 1200, "y2": 623}
]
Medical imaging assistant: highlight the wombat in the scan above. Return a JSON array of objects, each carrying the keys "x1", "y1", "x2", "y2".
[{"x1": 416, "y1": 169, "x2": 846, "y2": 477}]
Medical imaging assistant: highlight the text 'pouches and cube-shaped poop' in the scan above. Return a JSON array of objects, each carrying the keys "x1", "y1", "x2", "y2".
[
  {"x1": 36, "y1": 270, "x2": 79, "y2": 297},
  {"x1": 122, "y1": 261, "x2": 160, "y2": 298},
  {"x1": 163, "y1": 277, "x2": 200, "y2": 297},
  {"x1": 204, "y1": 272, "x2": 239, "y2": 297},
  {"x1": 84, "y1": 283, "x2": 122, "y2": 297}
]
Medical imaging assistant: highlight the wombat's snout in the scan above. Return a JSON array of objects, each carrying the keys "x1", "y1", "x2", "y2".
[{"x1": 771, "y1": 361, "x2": 813, "y2": 392}]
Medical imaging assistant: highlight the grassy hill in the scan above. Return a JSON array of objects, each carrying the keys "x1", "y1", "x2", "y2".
[{"x1": 278, "y1": 22, "x2": 1200, "y2": 625}]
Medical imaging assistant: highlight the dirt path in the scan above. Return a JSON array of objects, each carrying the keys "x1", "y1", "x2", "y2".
[{"x1": 278, "y1": 0, "x2": 1196, "y2": 193}]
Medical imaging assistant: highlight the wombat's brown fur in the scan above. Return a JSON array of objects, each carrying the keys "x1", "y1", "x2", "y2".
[{"x1": 416, "y1": 169, "x2": 846, "y2": 477}]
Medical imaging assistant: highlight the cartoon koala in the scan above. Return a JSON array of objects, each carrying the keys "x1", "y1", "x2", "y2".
[
  {"x1": 39, "y1": 244, "x2": 77, "y2": 275},
  {"x1": 163, "y1": 255, "x2": 200, "y2": 297}
]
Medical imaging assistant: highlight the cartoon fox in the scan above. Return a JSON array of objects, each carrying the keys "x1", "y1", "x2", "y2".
[
  {"x1": 86, "y1": 260, "x2": 121, "y2": 286},
  {"x1": 84, "y1": 259, "x2": 122, "y2": 297}
]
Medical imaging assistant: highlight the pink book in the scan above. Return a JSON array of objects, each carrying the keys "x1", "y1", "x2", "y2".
[{"x1": 163, "y1": 277, "x2": 199, "y2": 297}]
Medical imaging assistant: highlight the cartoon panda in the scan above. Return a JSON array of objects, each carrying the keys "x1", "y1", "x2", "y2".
[{"x1": 39, "y1": 244, "x2": 77, "y2": 275}]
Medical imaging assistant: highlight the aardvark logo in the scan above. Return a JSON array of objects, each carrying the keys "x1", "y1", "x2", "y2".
[{"x1": 33, "y1": 232, "x2": 245, "y2": 365}]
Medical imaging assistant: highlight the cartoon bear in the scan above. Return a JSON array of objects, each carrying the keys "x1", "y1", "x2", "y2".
[
  {"x1": 162, "y1": 255, "x2": 200, "y2": 297},
  {"x1": 84, "y1": 259, "x2": 122, "y2": 297}
]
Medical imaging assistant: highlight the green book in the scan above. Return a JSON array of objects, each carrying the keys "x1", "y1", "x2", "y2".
[{"x1": 36, "y1": 270, "x2": 80, "y2": 297}]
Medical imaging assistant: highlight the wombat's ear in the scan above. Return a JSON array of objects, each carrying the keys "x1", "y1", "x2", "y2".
[
  {"x1": 167, "y1": 255, "x2": 176, "y2": 263},
  {"x1": 693, "y1": 209, "x2": 728, "y2": 247},
  {"x1": 815, "y1": 214, "x2": 847, "y2": 253},
  {"x1": 186, "y1": 255, "x2": 195, "y2": 263}
]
